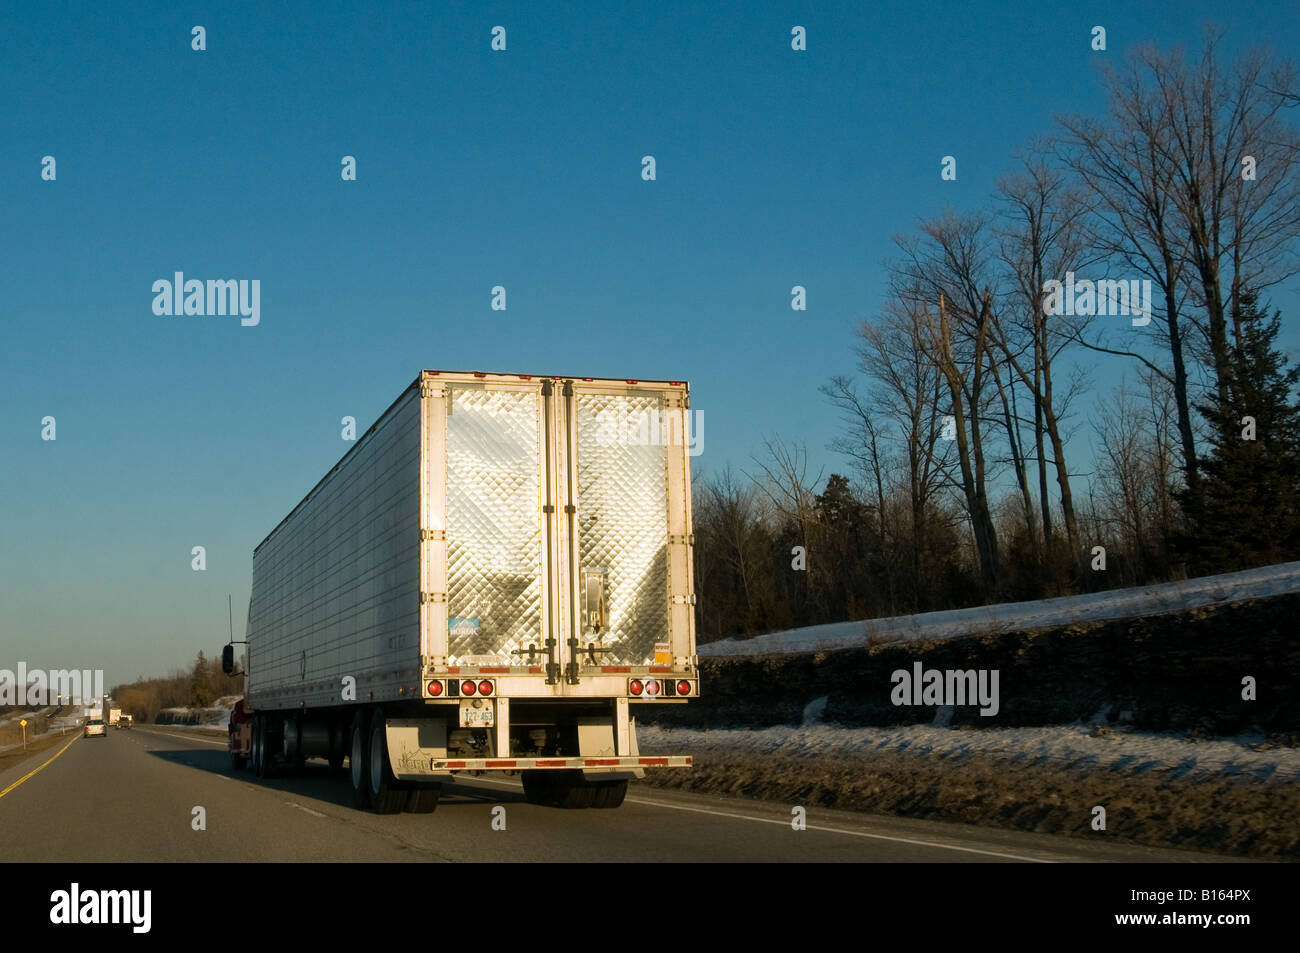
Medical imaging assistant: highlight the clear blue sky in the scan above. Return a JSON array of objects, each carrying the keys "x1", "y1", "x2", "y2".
[{"x1": 2, "y1": 1, "x2": 1298, "y2": 687}]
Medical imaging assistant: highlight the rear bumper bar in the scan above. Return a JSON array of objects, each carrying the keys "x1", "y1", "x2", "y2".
[{"x1": 432, "y1": 755, "x2": 691, "y2": 771}]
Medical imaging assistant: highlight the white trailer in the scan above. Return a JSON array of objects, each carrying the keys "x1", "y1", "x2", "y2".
[{"x1": 228, "y1": 371, "x2": 698, "y2": 813}]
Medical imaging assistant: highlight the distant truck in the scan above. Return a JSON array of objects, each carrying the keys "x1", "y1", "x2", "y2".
[
  {"x1": 108, "y1": 708, "x2": 122, "y2": 727},
  {"x1": 116, "y1": 714, "x2": 132, "y2": 729},
  {"x1": 226, "y1": 371, "x2": 698, "y2": 813}
]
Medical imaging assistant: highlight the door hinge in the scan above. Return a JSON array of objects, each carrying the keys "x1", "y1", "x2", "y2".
[
  {"x1": 671, "y1": 594, "x2": 697, "y2": 605},
  {"x1": 669, "y1": 533, "x2": 694, "y2": 545},
  {"x1": 420, "y1": 592, "x2": 446, "y2": 604},
  {"x1": 420, "y1": 529, "x2": 446, "y2": 541}
]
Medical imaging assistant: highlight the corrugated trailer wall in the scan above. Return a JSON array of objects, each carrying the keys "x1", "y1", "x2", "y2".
[{"x1": 248, "y1": 385, "x2": 423, "y2": 709}]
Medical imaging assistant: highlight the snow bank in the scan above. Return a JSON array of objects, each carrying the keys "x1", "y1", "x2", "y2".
[
  {"x1": 700, "y1": 560, "x2": 1300, "y2": 657},
  {"x1": 639, "y1": 723, "x2": 1300, "y2": 783}
]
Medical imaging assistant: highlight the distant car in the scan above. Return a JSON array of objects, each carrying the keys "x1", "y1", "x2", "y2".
[
  {"x1": 116, "y1": 715, "x2": 133, "y2": 729},
  {"x1": 83, "y1": 719, "x2": 107, "y2": 738}
]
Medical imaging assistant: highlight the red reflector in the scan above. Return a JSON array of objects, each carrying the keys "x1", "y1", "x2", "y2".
[
  {"x1": 518, "y1": 374, "x2": 532, "y2": 379},
  {"x1": 629, "y1": 679, "x2": 643, "y2": 696},
  {"x1": 644, "y1": 678, "x2": 659, "y2": 696},
  {"x1": 669, "y1": 381, "x2": 683, "y2": 386},
  {"x1": 473, "y1": 372, "x2": 486, "y2": 378},
  {"x1": 462, "y1": 680, "x2": 476, "y2": 695},
  {"x1": 478, "y1": 680, "x2": 493, "y2": 696},
  {"x1": 427, "y1": 680, "x2": 443, "y2": 696},
  {"x1": 626, "y1": 379, "x2": 638, "y2": 384},
  {"x1": 677, "y1": 680, "x2": 691, "y2": 695}
]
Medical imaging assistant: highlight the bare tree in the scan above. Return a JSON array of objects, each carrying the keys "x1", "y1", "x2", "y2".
[
  {"x1": 893, "y1": 212, "x2": 1004, "y2": 597},
  {"x1": 750, "y1": 437, "x2": 825, "y2": 615},
  {"x1": 824, "y1": 295, "x2": 954, "y2": 609},
  {"x1": 1060, "y1": 34, "x2": 1300, "y2": 509},
  {"x1": 994, "y1": 152, "x2": 1093, "y2": 564}
]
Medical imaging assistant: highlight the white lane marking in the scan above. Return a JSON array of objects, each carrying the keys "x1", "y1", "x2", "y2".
[
  {"x1": 136, "y1": 729, "x2": 226, "y2": 747},
  {"x1": 463, "y1": 775, "x2": 1054, "y2": 863},
  {"x1": 286, "y1": 801, "x2": 325, "y2": 817}
]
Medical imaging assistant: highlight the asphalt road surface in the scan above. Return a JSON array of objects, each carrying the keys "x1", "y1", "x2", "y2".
[{"x1": 0, "y1": 726, "x2": 1238, "y2": 862}]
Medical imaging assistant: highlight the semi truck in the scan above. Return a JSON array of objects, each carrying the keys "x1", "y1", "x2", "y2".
[{"x1": 226, "y1": 370, "x2": 698, "y2": 813}]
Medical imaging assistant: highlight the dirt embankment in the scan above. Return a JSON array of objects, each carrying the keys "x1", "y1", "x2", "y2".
[
  {"x1": 0, "y1": 710, "x2": 49, "y2": 747},
  {"x1": 644, "y1": 595, "x2": 1300, "y2": 736}
]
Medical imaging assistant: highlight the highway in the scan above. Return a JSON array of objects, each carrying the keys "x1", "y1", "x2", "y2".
[{"x1": 0, "y1": 725, "x2": 1237, "y2": 862}]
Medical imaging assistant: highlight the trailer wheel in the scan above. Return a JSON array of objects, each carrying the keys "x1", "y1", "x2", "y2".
[
  {"x1": 406, "y1": 784, "x2": 442, "y2": 814},
  {"x1": 349, "y1": 710, "x2": 371, "y2": 809},
  {"x1": 548, "y1": 770, "x2": 596, "y2": 809},
  {"x1": 252, "y1": 716, "x2": 270, "y2": 777},
  {"x1": 253, "y1": 716, "x2": 282, "y2": 778},
  {"x1": 521, "y1": 770, "x2": 555, "y2": 805},
  {"x1": 591, "y1": 779, "x2": 628, "y2": 809},
  {"x1": 368, "y1": 711, "x2": 408, "y2": 814}
]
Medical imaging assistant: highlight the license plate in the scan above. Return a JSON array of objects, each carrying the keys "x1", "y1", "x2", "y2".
[{"x1": 459, "y1": 700, "x2": 495, "y2": 728}]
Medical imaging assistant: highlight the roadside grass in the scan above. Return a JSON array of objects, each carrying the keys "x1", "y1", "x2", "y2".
[{"x1": 639, "y1": 745, "x2": 1300, "y2": 860}]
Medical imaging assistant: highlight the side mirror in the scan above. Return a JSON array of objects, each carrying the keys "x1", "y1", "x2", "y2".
[{"x1": 222, "y1": 644, "x2": 235, "y2": 675}]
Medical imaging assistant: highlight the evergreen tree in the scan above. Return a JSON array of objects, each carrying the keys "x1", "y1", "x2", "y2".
[{"x1": 1175, "y1": 289, "x2": 1300, "y2": 572}]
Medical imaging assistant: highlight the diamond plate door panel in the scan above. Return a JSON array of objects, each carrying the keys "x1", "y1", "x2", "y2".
[
  {"x1": 573, "y1": 392, "x2": 669, "y2": 665},
  {"x1": 444, "y1": 386, "x2": 544, "y2": 663}
]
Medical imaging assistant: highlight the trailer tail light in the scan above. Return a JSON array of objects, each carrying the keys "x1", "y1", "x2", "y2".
[
  {"x1": 478, "y1": 680, "x2": 493, "y2": 696},
  {"x1": 629, "y1": 679, "x2": 644, "y2": 696},
  {"x1": 677, "y1": 680, "x2": 692, "y2": 695},
  {"x1": 427, "y1": 680, "x2": 443, "y2": 696},
  {"x1": 644, "y1": 678, "x2": 659, "y2": 696},
  {"x1": 462, "y1": 680, "x2": 477, "y2": 696}
]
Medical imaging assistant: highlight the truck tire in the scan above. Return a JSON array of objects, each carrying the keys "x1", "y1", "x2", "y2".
[
  {"x1": 229, "y1": 731, "x2": 247, "y2": 771},
  {"x1": 406, "y1": 784, "x2": 441, "y2": 814},
  {"x1": 252, "y1": 716, "x2": 270, "y2": 777},
  {"x1": 368, "y1": 711, "x2": 408, "y2": 814},
  {"x1": 349, "y1": 710, "x2": 371, "y2": 809},
  {"x1": 546, "y1": 770, "x2": 596, "y2": 809},
  {"x1": 521, "y1": 770, "x2": 556, "y2": 805},
  {"x1": 591, "y1": 779, "x2": 628, "y2": 808},
  {"x1": 253, "y1": 715, "x2": 282, "y2": 778}
]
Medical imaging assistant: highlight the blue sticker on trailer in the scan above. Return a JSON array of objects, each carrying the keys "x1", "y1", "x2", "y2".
[{"x1": 449, "y1": 617, "x2": 480, "y2": 637}]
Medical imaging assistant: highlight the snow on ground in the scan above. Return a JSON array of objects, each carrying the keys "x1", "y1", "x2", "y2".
[
  {"x1": 638, "y1": 723, "x2": 1300, "y2": 783},
  {"x1": 700, "y1": 560, "x2": 1300, "y2": 657}
]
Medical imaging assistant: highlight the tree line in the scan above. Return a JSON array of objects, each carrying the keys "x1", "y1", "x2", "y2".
[
  {"x1": 692, "y1": 32, "x2": 1300, "y2": 644},
  {"x1": 112, "y1": 651, "x2": 243, "y2": 724}
]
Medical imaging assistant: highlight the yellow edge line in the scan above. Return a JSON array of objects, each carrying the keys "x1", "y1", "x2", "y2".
[{"x1": 0, "y1": 735, "x2": 79, "y2": 799}]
